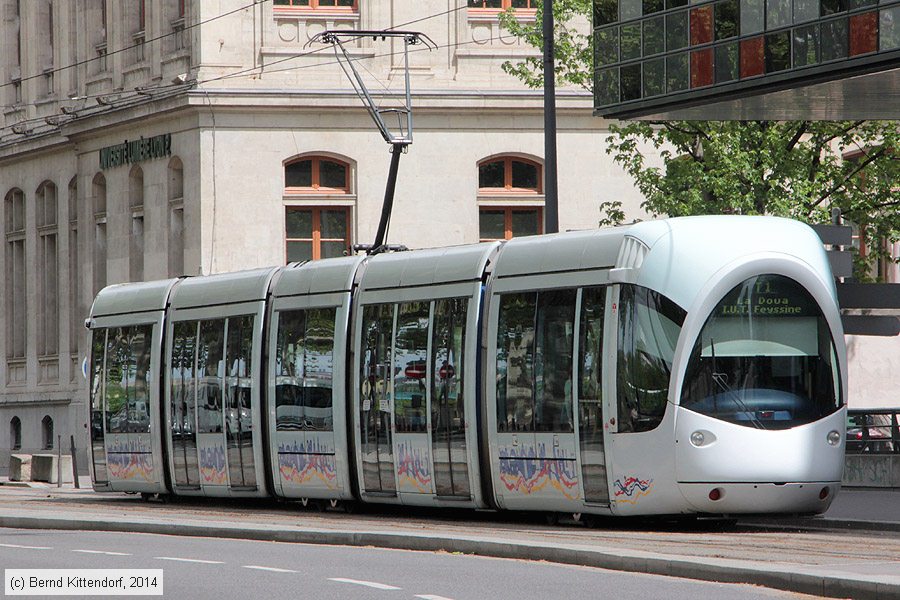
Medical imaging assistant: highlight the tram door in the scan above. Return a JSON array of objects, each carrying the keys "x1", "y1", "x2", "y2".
[
  {"x1": 430, "y1": 298, "x2": 470, "y2": 498},
  {"x1": 170, "y1": 321, "x2": 200, "y2": 489},
  {"x1": 577, "y1": 287, "x2": 610, "y2": 504},
  {"x1": 359, "y1": 304, "x2": 397, "y2": 495},
  {"x1": 225, "y1": 316, "x2": 256, "y2": 490}
]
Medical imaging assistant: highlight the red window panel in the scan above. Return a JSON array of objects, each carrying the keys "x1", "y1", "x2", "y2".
[
  {"x1": 740, "y1": 37, "x2": 765, "y2": 78},
  {"x1": 690, "y1": 6, "x2": 714, "y2": 46},
  {"x1": 849, "y1": 12, "x2": 878, "y2": 56},
  {"x1": 691, "y1": 48, "x2": 714, "y2": 87}
]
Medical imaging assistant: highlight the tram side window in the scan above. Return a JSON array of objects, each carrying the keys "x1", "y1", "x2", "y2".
[
  {"x1": 534, "y1": 289, "x2": 576, "y2": 432},
  {"x1": 360, "y1": 304, "x2": 395, "y2": 417},
  {"x1": 432, "y1": 297, "x2": 467, "y2": 436},
  {"x1": 170, "y1": 321, "x2": 198, "y2": 437},
  {"x1": 275, "y1": 308, "x2": 336, "y2": 432},
  {"x1": 496, "y1": 290, "x2": 576, "y2": 433},
  {"x1": 102, "y1": 325, "x2": 154, "y2": 434},
  {"x1": 129, "y1": 326, "x2": 153, "y2": 433},
  {"x1": 394, "y1": 302, "x2": 430, "y2": 433},
  {"x1": 225, "y1": 315, "x2": 255, "y2": 434},
  {"x1": 497, "y1": 293, "x2": 536, "y2": 432},
  {"x1": 90, "y1": 329, "x2": 107, "y2": 441},
  {"x1": 617, "y1": 285, "x2": 685, "y2": 433},
  {"x1": 197, "y1": 319, "x2": 225, "y2": 434},
  {"x1": 579, "y1": 286, "x2": 605, "y2": 402}
]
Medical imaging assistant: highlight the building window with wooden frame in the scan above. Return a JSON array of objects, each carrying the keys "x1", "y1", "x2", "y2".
[
  {"x1": 479, "y1": 207, "x2": 543, "y2": 242},
  {"x1": 284, "y1": 155, "x2": 355, "y2": 262},
  {"x1": 477, "y1": 155, "x2": 544, "y2": 242},
  {"x1": 273, "y1": 0, "x2": 358, "y2": 11}
]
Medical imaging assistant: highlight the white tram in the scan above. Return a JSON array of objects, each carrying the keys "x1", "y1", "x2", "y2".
[{"x1": 86, "y1": 216, "x2": 847, "y2": 516}]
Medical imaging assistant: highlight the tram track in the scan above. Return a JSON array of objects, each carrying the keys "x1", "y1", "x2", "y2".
[{"x1": 2, "y1": 489, "x2": 897, "y2": 569}]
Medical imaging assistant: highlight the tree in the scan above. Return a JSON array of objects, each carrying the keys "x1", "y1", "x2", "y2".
[{"x1": 498, "y1": 1, "x2": 900, "y2": 279}]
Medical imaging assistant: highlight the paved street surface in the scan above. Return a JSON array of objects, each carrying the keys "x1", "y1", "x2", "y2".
[
  {"x1": 0, "y1": 528, "x2": 825, "y2": 600},
  {"x1": 817, "y1": 487, "x2": 900, "y2": 523},
  {"x1": 0, "y1": 480, "x2": 898, "y2": 599}
]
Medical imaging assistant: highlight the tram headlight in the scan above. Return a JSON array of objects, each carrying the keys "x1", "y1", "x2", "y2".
[
  {"x1": 827, "y1": 430, "x2": 841, "y2": 446},
  {"x1": 690, "y1": 431, "x2": 705, "y2": 447}
]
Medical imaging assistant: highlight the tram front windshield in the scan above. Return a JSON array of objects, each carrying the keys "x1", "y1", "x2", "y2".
[{"x1": 680, "y1": 274, "x2": 841, "y2": 430}]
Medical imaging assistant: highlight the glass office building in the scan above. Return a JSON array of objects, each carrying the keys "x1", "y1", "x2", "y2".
[{"x1": 593, "y1": 0, "x2": 900, "y2": 116}]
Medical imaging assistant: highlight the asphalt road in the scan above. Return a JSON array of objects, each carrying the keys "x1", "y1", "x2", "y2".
[{"x1": 0, "y1": 528, "x2": 821, "y2": 600}]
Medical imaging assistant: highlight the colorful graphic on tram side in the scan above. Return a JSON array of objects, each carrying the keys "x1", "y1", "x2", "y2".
[
  {"x1": 498, "y1": 444, "x2": 579, "y2": 500},
  {"x1": 613, "y1": 476, "x2": 654, "y2": 504},
  {"x1": 106, "y1": 439, "x2": 154, "y2": 482},
  {"x1": 396, "y1": 440, "x2": 433, "y2": 493},
  {"x1": 278, "y1": 439, "x2": 339, "y2": 489},
  {"x1": 199, "y1": 445, "x2": 228, "y2": 485}
]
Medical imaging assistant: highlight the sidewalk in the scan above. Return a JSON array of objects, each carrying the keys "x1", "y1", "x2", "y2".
[{"x1": 1, "y1": 479, "x2": 898, "y2": 600}]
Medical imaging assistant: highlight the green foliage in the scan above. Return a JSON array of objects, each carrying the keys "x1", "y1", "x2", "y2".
[
  {"x1": 498, "y1": 1, "x2": 900, "y2": 279},
  {"x1": 497, "y1": 0, "x2": 594, "y2": 91},
  {"x1": 607, "y1": 120, "x2": 900, "y2": 278}
]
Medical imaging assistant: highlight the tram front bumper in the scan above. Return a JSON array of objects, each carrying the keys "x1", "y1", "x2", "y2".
[{"x1": 677, "y1": 481, "x2": 840, "y2": 515}]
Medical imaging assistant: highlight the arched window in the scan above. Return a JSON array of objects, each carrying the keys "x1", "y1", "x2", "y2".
[
  {"x1": 283, "y1": 155, "x2": 354, "y2": 262},
  {"x1": 168, "y1": 157, "x2": 185, "y2": 277},
  {"x1": 129, "y1": 165, "x2": 144, "y2": 282},
  {"x1": 36, "y1": 181, "x2": 59, "y2": 360},
  {"x1": 92, "y1": 173, "x2": 107, "y2": 295},
  {"x1": 478, "y1": 156, "x2": 542, "y2": 193},
  {"x1": 10, "y1": 417, "x2": 21, "y2": 451},
  {"x1": 477, "y1": 155, "x2": 544, "y2": 242},
  {"x1": 285, "y1": 156, "x2": 350, "y2": 193},
  {"x1": 42, "y1": 416, "x2": 54, "y2": 450},
  {"x1": 5, "y1": 189, "x2": 26, "y2": 361}
]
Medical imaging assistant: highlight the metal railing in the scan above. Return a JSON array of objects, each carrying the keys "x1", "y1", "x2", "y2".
[{"x1": 846, "y1": 409, "x2": 900, "y2": 454}]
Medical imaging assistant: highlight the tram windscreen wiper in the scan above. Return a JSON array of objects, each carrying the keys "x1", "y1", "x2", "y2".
[{"x1": 710, "y1": 339, "x2": 767, "y2": 430}]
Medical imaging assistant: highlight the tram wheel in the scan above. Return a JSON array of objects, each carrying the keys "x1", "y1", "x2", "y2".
[{"x1": 544, "y1": 512, "x2": 560, "y2": 526}]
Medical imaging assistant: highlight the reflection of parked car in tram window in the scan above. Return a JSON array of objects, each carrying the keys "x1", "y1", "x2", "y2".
[{"x1": 275, "y1": 378, "x2": 333, "y2": 431}]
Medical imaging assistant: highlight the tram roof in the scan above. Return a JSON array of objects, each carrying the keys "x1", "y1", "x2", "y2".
[
  {"x1": 271, "y1": 255, "x2": 365, "y2": 298},
  {"x1": 491, "y1": 227, "x2": 631, "y2": 279},
  {"x1": 168, "y1": 267, "x2": 279, "y2": 310},
  {"x1": 359, "y1": 242, "x2": 500, "y2": 292},
  {"x1": 90, "y1": 278, "x2": 179, "y2": 319}
]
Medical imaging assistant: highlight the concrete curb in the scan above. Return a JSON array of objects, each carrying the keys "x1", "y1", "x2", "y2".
[{"x1": 1, "y1": 512, "x2": 898, "y2": 599}]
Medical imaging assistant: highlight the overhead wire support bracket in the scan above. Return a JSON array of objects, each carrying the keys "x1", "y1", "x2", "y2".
[{"x1": 307, "y1": 30, "x2": 436, "y2": 255}]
